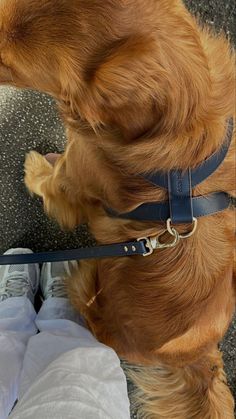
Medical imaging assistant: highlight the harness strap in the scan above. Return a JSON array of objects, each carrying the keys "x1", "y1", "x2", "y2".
[
  {"x1": 0, "y1": 239, "x2": 149, "y2": 265},
  {"x1": 107, "y1": 192, "x2": 231, "y2": 222},
  {"x1": 168, "y1": 169, "x2": 193, "y2": 224}
]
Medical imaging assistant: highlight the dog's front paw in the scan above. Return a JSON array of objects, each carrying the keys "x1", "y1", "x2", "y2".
[{"x1": 24, "y1": 151, "x2": 53, "y2": 196}]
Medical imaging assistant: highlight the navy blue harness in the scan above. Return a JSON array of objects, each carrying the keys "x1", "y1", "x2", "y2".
[
  {"x1": 0, "y1": 118, "x2": 234, "y2": 265},
  {"x1": 107, "y1": 118, "x2": 234, "y2": 225}
]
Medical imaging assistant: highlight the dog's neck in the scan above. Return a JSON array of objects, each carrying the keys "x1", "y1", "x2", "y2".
[{"x1": 62, "y1": 112, "x2": 229, "y2": 179}]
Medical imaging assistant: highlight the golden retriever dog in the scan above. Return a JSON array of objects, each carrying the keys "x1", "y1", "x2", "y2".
[{"x1": 0, "y1": 0, "x2": 235, "y2": 417}]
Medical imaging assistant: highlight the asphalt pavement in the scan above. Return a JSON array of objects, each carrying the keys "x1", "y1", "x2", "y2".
[{"x1": 0, "y1": 0, "x2": 235, "y2": 412}]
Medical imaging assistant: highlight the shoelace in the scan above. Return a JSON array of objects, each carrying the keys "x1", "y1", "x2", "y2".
[
  {"x1": 45, "y1": 277, "x2": 67, "y2": 298},
  {"x1": 0, "y1": 274, "x2": 32, "y2": 301}
]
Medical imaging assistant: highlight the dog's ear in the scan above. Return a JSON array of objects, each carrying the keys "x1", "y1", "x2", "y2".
[
  {"x1": 59, "y1": 33, "x2": 211, "y2": 141},
  {"x1": 59, "y1": 36, "x2": 163, "y2": 139},
  {"x1": 86, "y1": 36, "x2": 166, "y2": 140}
]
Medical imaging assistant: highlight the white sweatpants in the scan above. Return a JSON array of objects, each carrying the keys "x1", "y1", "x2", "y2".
[{"x1": 0, "y1": 297, "x2": 130, "y2": 419}]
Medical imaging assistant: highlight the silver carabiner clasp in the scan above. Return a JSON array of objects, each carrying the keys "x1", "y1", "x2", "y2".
[
  {"x1": 138, "y1": 228, "x2": 180, "y2": 256},
  {"x1": 155, "y1": 227, "x2": 180, "y2": 249}
]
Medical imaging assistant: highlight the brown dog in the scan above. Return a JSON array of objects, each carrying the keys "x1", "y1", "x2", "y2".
[{"x1": 0, "y1": 0, "x2": 235, "y2": 417}]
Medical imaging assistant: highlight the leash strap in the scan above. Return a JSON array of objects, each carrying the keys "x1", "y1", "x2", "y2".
[{"x1": 0, "y1": 239, "x2": 148, "y2": 265}]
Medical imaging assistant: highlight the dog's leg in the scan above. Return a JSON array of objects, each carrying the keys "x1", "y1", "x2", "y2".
[{"x1": 24, "y1": 151, "x2": 83, "y2": 229}]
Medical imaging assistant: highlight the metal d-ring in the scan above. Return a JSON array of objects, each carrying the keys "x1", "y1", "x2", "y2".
[{"x1": 167, "y1": 217, "x2": 198, "y2": 239}]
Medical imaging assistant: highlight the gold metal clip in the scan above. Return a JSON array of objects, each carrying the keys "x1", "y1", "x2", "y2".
[
  {"x1": 167, "y1": 217, "x2": 198, "y2": 239},
  {"x1": 138, "y1": 228, "x2": 180, "y2": 257},
  {"x1": 137, "y1": 237, "x2": 155, "y2": 256},
  {"x1": 138, "y1": 217, "x2": 198, "y2": 256}
]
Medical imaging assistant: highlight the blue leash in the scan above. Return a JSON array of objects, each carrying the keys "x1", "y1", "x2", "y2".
[{"x1": 0, "y1": 239, "x2": 149, "y2": 265}]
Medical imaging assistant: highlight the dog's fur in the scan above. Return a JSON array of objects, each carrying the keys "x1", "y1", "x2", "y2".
[{"x1": 0, "y1": 0, "x2": 235, "y2": 417}]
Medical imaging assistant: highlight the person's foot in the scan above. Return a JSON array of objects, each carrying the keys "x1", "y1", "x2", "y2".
[
  {"x1": 40, "y1": 261, "x2": 78, "y2": 299},
  {"x1": 0, "y1": 249, "x2": 40, "y2": 303}
]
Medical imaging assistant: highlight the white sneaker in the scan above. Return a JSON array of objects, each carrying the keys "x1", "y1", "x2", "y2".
[
  {"x1": 40, "y1": 260, "x2": 78, "y2": 299},
  {"x1": 0, "y1": 249, "x2": 40, "y2": 303}
]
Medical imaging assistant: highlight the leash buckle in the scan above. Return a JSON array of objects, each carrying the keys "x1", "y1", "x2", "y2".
[
  {"x1": 138, "y1": 216, "x2": 198, "y2": 256},
  {"x1": 137, "y1": 237, "x2": 155, "y2": 256},
  {"x1": 155, "y1": 228, "x2": 180, "y2": 249},
  {"x1": 138, "y1": 228, "x2": 180, "y2": 257}
]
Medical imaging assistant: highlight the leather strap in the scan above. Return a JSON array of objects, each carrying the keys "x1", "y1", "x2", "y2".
[
  {"x1": 0, "y1": 239, "x2": 148, "y2": 265},
  {"x1": 107, "y1": 192, "x2": 231, "y2": 222},
  {"x1": 168, "y1": 169, "x2": 193, "y2": 224}
]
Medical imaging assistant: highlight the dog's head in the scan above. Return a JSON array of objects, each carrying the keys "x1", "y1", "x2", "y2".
[
  {"x1": 0, "y1": 0, "x2": 234, "y2": 141},
  {"x1": 0, "y1": 0, "x2": 99, "y2": 94}
]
